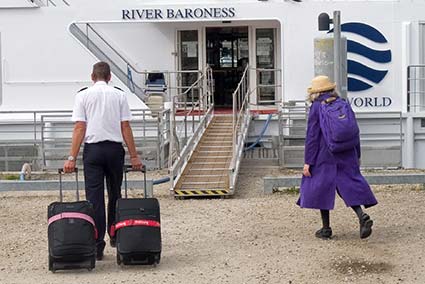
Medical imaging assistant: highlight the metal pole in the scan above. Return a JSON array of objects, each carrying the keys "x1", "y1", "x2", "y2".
[{"x1": 333, "y1": 11, "x2": 343, "y2": 98}]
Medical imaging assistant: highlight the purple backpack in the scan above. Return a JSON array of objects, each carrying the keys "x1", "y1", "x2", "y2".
[{"x1": 318, "y1": 96, "x2": 359, "y2": 153}]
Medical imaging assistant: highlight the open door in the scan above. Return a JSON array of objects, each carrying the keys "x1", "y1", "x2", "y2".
[{"x1": 206, "y1": 27, "x2": 249, "y2": 108}]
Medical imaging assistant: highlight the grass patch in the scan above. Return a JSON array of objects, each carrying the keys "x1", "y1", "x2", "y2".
[
  {"x1": 3, "y1": 174, "x2": 20, "y2": 180},
  {"x1": 410, "y1": 184, "x2": 425, "y2": 192},
  {"x1": 273, "y1": 186, "x2": 300, "y2": 194}
]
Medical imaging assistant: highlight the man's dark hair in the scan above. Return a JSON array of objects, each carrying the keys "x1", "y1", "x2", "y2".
[{"x1": 92, "y1": 62, "x2": 111, "y2": 81}]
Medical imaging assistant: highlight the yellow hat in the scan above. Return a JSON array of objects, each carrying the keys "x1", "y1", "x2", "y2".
[{"x1": 307, "y1": 75, "x2": 336, "y2": 94}]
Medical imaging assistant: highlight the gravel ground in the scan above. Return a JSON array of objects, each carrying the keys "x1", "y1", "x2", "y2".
[{"x1": 1, "y1": 168, "x2": 425, "y2": 284}]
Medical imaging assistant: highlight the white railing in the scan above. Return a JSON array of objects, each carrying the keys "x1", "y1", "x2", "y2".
[
  {"x1": 0, "y1": 109, "x2": 171, "y2": 171},
  {"x1": 407, "y1": 65, "x2": 425, "y2": 112},
  {"x1": 254, "y1": 67, "x2": 282, "y2": 106},
  {"x1": 229, "y1": 65, "x2": 251, "y2": 192},
  {"x1": 169, "y1": 66, "x2": 214, "y2": 191}
]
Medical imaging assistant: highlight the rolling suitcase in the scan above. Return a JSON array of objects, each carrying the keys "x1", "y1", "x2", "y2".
[
  {"x1": 112, "y1": 165, "x2": 161, "y2": 265},
  {"x1": 47, "y1": 168, "x2": 97, "y2": 272}
]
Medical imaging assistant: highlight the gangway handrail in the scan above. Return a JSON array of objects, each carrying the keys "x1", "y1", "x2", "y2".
[
  {"x1": 169, "y1": 65, "x2": 214, "y2": 192},
  {"x1": 71, "y1": 23, "x2": 204, "y2": 104},
  {"x1": 229, "y1": 65, "x2": 251, "y2": 192},
  {"x1": 84, "y1": 23, "x2": 203, "y2": 92}
]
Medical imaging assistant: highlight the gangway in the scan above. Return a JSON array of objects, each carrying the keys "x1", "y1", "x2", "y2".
[{"x1": 170, "y1": 66, "x2": 251, "y2": 197}]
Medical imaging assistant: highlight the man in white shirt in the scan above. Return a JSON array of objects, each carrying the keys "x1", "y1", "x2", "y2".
[{"x1": 63, "y1": 62, "x2": 142, "y2": 260}]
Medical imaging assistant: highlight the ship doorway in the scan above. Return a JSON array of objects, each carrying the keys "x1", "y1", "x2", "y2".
[{"x1": 206, "y1": 27, "x2": 249, "y2": 108}]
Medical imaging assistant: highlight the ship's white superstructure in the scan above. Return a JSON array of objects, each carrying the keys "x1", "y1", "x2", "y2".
[{"x1": 1, "y1": 0, "x2": 425, "y2": 171}]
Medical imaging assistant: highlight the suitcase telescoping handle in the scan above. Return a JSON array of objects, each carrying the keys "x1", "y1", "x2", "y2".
[
  {"x1": 58, "y1": 168, "x2": 79, "y2": 202},
  {"x1": 123, "y1": 164, "x2": 147, "y2": 199}
]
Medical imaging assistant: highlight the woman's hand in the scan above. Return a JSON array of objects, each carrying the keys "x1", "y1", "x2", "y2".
[{"x1": 303, "y1": 164, "x2": 311, "y2": 177}]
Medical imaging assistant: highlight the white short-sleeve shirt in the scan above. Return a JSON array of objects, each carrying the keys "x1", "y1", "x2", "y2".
[{"x1": 72, "y1": 81, "x2": 132, "y2": 144}]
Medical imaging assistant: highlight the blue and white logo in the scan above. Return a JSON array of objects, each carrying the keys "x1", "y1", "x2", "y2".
[{"x1": 331, "y1": 22, "x2": 392, "y2": 92}]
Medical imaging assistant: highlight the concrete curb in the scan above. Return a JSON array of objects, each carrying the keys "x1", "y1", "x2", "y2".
[{"x1": 264, "y1": 174, "x2": 425, "y2": 194}]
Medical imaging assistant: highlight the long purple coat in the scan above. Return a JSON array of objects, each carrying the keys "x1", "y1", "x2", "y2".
[{"x1": 297, "y1": 94, "x2": 378, "y2": 210}]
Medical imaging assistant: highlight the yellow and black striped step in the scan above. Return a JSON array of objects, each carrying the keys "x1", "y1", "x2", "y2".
[{"x1": 174, "y1": 189, "x2": 230, "y2": 196}]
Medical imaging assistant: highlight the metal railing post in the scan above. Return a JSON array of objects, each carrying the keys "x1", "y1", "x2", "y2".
[
  {"x1": 191, "y1": 88, "x2": 195, "y2": 134},
  {"x1": 33, "y1": 111, "x2": 37, "y2": 159},
  {"x1": 156, "y1": 115, "x2": 161, "y2": 169},
  {"x1": 41, "y1": 116, "x2": 46, "y2": 168},
  {"x1": 399, "y1": 111, "x2": 403, "y2": 168},
  {"x1": 184, "y1": 89, "x2": 188, "y2": 142},
  {"x1": 407, "y1": 66, "x2": 411, "y2": 112},
  {"x1": 278, "y1": 108, "x2": 283, "y2": 167},
  {"x1": 142, "y1": 111, "x2": 146, "y2": 137}
]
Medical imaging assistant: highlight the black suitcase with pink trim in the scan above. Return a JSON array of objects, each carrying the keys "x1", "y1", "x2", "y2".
[
  {"x1": 112, "y1": 165, "x2": 161, "y2": 265},
  {"x1": 47, "y1": 168, "x2": 97, "y2": 272}
]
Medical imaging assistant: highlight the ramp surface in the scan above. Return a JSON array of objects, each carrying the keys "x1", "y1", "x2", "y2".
[{"x1": 174, "y1": 116, "x2": 233, "y2": 197}]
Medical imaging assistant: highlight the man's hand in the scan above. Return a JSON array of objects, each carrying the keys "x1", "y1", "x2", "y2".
[
  {"x1": 303, "y1": 164, "x2": 311, "y2": 177},
  {"x1": 63, "y1": 160, "x2": 76, "y2": 173},
  {"x1": 63, "y1": 121, "x2": 85, "y2": 174},
  {"x1": 130, "y1": 156, "x2": 143, "y2": 170}
]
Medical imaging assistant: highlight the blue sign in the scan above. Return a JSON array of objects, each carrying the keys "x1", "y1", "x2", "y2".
[
  {"x1": 330, "y1": 22, "x2": 392, "y2": 92},
  {"x1": 122, "y1": 7, "x2": 236, "y2": 20}
]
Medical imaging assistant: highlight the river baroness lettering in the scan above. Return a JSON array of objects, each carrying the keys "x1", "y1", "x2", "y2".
[{"x1": 122, "y1": 7, "x2": 236, "y2": 20}]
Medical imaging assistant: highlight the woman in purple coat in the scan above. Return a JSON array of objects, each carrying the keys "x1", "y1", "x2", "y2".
[{"x1": 297, "y1": 76, "x2": 378, "y2": 239}]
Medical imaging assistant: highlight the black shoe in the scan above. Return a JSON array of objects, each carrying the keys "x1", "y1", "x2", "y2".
[
  {"x1": 110, "y1": 237, "x2": 116, "y2": 248},
  {"x1": 360, "y1": 213, "x2": 373, "y2": 239},
  {"x1": 315, "y1": 227, "x2": 332, "y2": 239},
  {"x1": 96, "y1": 241, "x2": 106, "y2": 261}
]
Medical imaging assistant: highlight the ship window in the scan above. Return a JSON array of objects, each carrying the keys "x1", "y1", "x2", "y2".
[
  {"x1": 178, "y1": 30, "x2": 199, "y2": 101},
  {"x1": 256, "y1": 28, "x2": 275, "y2": 105}
]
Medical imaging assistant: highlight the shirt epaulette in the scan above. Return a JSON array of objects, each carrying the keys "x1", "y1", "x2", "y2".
[
  {"x1": 114, "y1": 86, "x2": 124, "y2": 92},
  {"x1": 78, "y1": 87, "x2": 88, "y2": 93}
]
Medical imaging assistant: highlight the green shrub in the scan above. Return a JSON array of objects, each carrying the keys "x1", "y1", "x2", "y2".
[{"x1": 4, "y1": 174, "x2": 20, "y2": 180}]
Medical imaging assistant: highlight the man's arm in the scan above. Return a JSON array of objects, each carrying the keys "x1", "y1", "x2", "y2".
[
  {"x1": 121, "y1": 120, "x2": 142, "y2": 170},
  {"x1": 63, "y1": 121, "x2": 86, "y2": 173}
]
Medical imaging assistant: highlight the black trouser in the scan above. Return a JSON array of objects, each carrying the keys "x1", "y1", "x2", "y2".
[{"x1": 83, "y1": 141, "x2": 125, "y2": 248}]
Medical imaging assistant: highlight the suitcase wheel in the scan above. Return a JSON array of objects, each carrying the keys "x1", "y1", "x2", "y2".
[
  {"x1": 116, "y1": 253, "x2": 122, "y2": 265},
  {"x1": 49, "y1": 256, "x2": 55, "y2": 273},
  {"x1": 48, "y1": 255, "x2": 95, "y2": 272},
  {"x1": 88, "y1": 255, "x2": 95, "y2": 271},
  {"x1": 154, "y1": 253, "x2": 161, "y2": 265}
]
